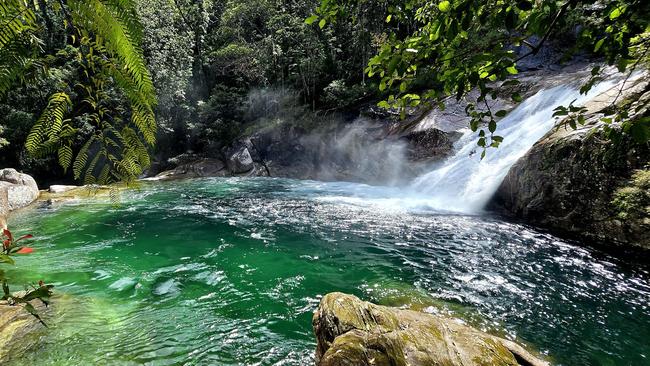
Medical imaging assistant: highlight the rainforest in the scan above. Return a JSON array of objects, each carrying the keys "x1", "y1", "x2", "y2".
[{"x1": 0, "y1": 1, "x2": 649, "y2": 365}]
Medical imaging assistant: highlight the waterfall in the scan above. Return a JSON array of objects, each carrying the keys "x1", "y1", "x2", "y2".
[{"x1": 408, "y1": 80, "x2": 616, "y2": 214}]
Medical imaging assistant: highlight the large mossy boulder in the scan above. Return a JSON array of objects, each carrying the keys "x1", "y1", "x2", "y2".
[
  {"x1": 490, "y1": 78, "x2": 650, "y2": 249},
  {"x1": 313, "y1": 293, "x2": 549, "y2": 366}
]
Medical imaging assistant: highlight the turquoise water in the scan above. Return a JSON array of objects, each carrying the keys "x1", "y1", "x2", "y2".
[{"x1": 5, "y1": 178, "x2": 650, "y2": 365}]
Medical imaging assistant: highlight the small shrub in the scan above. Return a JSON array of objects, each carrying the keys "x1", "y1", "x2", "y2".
[
  {"x1": 1, "y1": 229, "x2": 53, "y2": 326},
  {"x1": 612, "y1": 170, "x2": 650, "y2": 221}
]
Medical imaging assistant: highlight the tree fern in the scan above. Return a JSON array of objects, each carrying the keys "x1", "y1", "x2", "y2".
[
  {"x1": 0, "y1": 0, "x2": 40, "y2": 97},
  {"x1": 6, "y1": 0, "x2": 160, "y2": 185},
  {"x1": 25, "y1": 92, "x2": 72, "y2": 156}
]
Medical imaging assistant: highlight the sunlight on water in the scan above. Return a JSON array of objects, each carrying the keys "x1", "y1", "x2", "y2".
[
  {"x1": 6, "y1": 178, "x2": 650, "y2": 365},
  {"x1": 409, "y1": 80, "x2": 618, "y2": 213}
]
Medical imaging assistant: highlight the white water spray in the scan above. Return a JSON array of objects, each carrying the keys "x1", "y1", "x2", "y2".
[
  {"x1": 300, "y1": 78, "x2": 622, "y2": 215},
  {"x1": 408, "y1": 80, "x2": 616, "y2": 213}
]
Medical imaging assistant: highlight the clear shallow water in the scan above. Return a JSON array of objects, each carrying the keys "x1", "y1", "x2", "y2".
[{"x1": 6, "y1": 178, "x2": 650, "y2": 365}]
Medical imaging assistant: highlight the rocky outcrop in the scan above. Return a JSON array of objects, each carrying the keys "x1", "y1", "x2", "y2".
[
  {"x1": 491, "y1": 77, "x2": 650, "y2": 249},
  {"x1": 0, "y1": 299, "x2": 48, "y2": 363},
  {"x1": 401, "y1": 129, "x2": 460, "y2": 162},
  {"x1": 153, "y1": 158, "x2": 229, "y2": 180},
  {"x1": 152, "y1": 154, "x2": 269, "y2": 181},
  {"x1": 0, "y1": 169, "x2": 39, "y2": 213},
  {"x1": 313, "y1": 293, "x2": 549, "y2": 366},
  {"x1": 225, "y1": 144, "x2": 255, "y2": 174}
]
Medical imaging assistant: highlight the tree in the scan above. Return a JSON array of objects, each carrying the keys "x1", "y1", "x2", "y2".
[
  {"x1": 309, "y1": 0, "x2": 650, "y2": 155},
  {"x1": 1, "y1": 0, "x2": 157, "y2": 184}
]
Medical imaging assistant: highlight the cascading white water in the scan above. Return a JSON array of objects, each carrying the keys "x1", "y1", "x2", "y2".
[{"x1": 408, "y1": 80, "x2": 617, "y2": 213}]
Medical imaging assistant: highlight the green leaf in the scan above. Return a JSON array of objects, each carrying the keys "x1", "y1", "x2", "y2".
[
  {"x1": 319, "y1": 19, "x2": 327, "y2": 29},
  {"x1": 438, "y1": 1, "x2": 451, "y2": 12},
  {"x1": 386, "y1": 15, "x2": 392, "y2": 23},
  {"x1": 305, "y1": 15, "x2": 318, "y2": 25},
  {"x1": 609, "y1": 6, "x2": 623, "y2": 20},
  {"x1": 511, "y1": 93, "x2": 522, "y2": 102},
  {"x1": 594, "y1": 38, "x2": 605, "y2": 52},
  {"x1": 0, "y1": 254, "x2": 15, "y2": 265},
  {"x1": 506, "y1": 66, "x2": 518, "y2": 75},
  {"x1": 377, "y1": 101, "x2": 391, "y2": 109},
  {"x1": 489, "y1": 120, "x2": 497, "y2": 133},
  {"x1": 23, "y1": 303, "x2": 47, "y2": 327},
  {"x1": 495, "y1": 110, "x2": 508, "y2": 117},
  {"x1": 628, "y1": 118, "x2": 650, "y2": 143}
]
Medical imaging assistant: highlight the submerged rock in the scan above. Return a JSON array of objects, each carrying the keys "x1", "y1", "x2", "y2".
[
  {"x1": 491, "y1": 76, "x2": 650, "y2": 249},
  {"x1": 0, "y1": 168, "x2": 39, "y2": 211},
  {"x1": 313, "y1": 292, "x2": 549, "y2": 366}
]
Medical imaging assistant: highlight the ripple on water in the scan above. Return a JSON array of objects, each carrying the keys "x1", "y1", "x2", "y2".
[{"x1": 5, "y1": 177, "x2": 650, "y2": 366}]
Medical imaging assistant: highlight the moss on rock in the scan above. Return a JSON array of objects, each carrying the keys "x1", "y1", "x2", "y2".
[{"x1": 313, "y1": 292, "x2": 549, "y2": 366}]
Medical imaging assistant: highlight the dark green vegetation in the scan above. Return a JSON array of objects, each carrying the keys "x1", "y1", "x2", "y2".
[
  {"x1": 312, "y1": 0, "x2": 650, "y2": 156},
  {"x1": 0, "y1": 0, "x2": 648, "y2": 185},
  {"x1": 0, "y1": 0, "x2": 155, "y2": 185}
]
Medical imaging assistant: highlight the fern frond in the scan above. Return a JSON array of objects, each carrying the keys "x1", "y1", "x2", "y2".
[
  {"x1": 58, "y1": 144, "x2": 73, "y2": 172},
  {"x1": 73, "y1": 135, "x2": 97, "y2": 179},
  {"x1": 26, "y1": 92, "x2": 72, "y2": 156},
  {"x1": 0, "y1": 0, "x2": 36, "y2": 51}
]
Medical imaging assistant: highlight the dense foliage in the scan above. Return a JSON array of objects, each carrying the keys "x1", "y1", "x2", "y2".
[
  {"x1": 0, "y1": 0, "x2": 648, "y2": 183},
  {"x1": 311, "y1": 0, "x2": 650, "y2": 155},
  {"x1": 1, "y1": 0, "x2": 156, "y2": 184}
]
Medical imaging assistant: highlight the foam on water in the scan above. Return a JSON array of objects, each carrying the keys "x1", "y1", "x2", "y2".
[{"x1": 408, "y1": 80, "x2": 617, "y2": 213}]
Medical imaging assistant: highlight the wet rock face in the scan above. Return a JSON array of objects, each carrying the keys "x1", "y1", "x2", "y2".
[
  {"x1": 491, "y1": 80, "x2": 650, "y2": 250},
  {"x1": 313, "y1": 293, "x2": 548, "y2": 366},
  {"x1": 401, "y1": 128, "x2": 459, "y2": 162},
  {"x1": 0, "y1": 169, "x2": 39, "y2": 211}
]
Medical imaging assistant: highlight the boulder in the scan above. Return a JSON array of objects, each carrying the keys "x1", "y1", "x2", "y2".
[
  {"x1": 313, "y1": 293, "x2": 548, "y2": 366},
  {"x1": 401, "y1": 128, "x2": 457, "y2": 162},
  {"x1": 153, "y1": 158, "x2": 228, "y2": 181},
  {"x1": 48, "y1": 185, "x2": 79, "y2": 194},
  {"x1": 0, "y1": 299, "x2": 49, "y2": 363},
  {"x1": 0, "y1": 188, "x2": 7, "y2": 229},
  {"x1": 0, "y1": 169, "x2": 39, "y2": 211},
  {"x1": 225, "y1": 146, "x2": 255, "y2": 174},
  {"x1": 490, "y1": 77, "x2": 650, "y2": 249}
]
